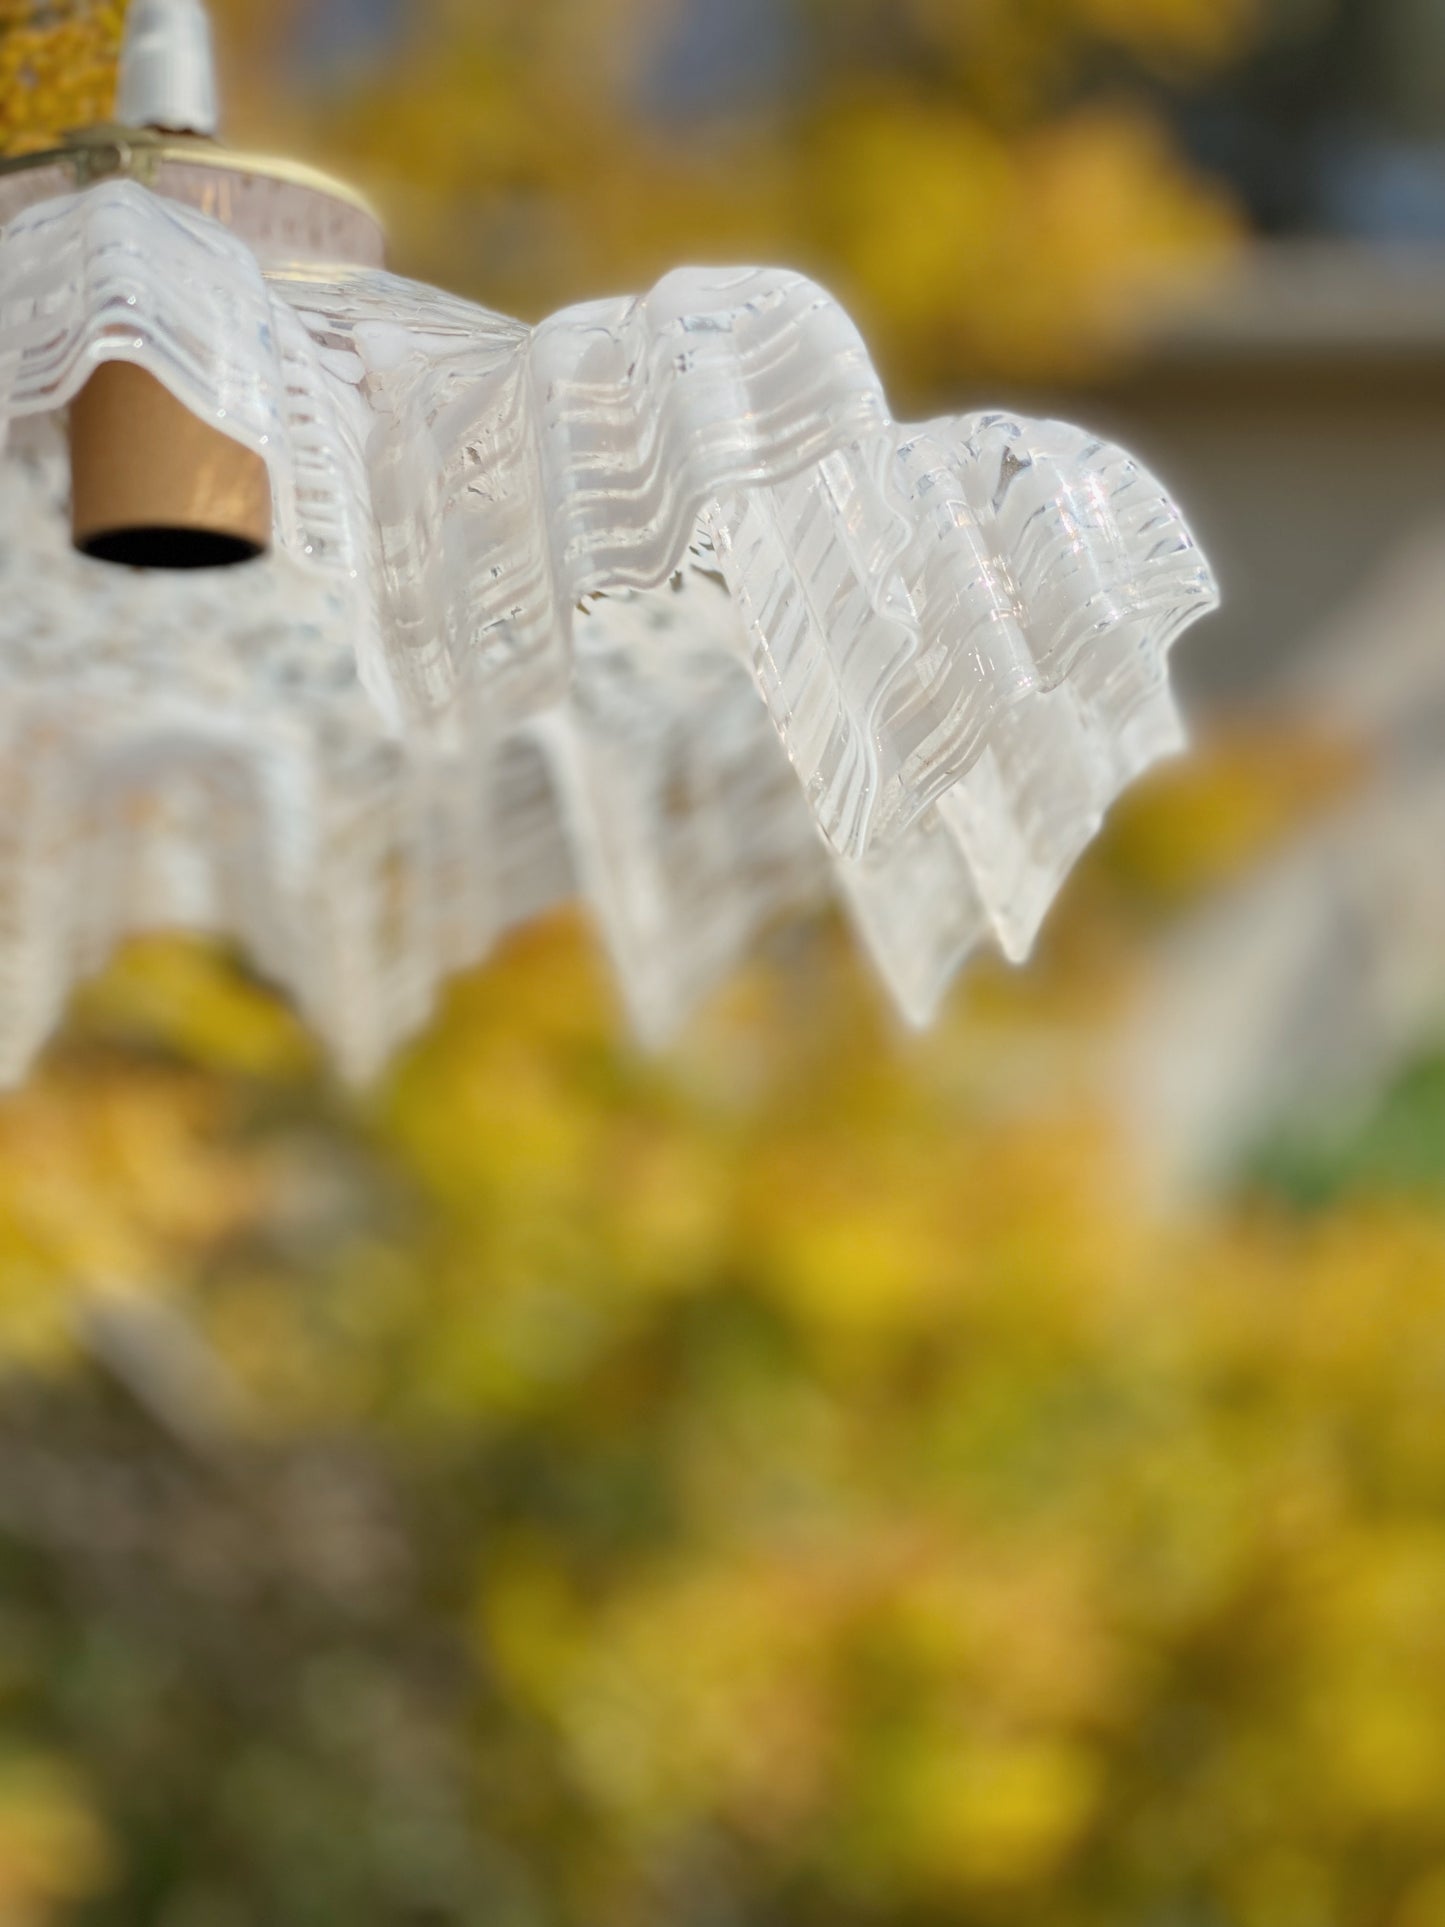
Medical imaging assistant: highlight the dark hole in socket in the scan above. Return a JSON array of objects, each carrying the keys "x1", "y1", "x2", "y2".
[{"x1": 79, "y1": 527, "x2": 266, "y2": 571}]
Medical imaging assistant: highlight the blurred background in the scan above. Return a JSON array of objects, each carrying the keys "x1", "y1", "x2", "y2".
[{"x1": 6, "y1": 2, "x2": 1445, "y2": 1922}]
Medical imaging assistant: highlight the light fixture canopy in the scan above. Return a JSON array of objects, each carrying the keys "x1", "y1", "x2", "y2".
[
  {"x1": 114, "y1": 0, "x2": 220, "y2": 137},
  {"x1": 0, "y1": 1, "x2": 1219, "y2": 1080}
]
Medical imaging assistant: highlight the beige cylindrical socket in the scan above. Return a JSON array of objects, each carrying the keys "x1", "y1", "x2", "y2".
[{"x1": 69, "y1": 362, "x2": 272, "y2": 570}]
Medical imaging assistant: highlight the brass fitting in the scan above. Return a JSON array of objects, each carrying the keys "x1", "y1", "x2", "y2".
[{"x1": 69, "y1": 362, "x2": 272, "y2": 570}]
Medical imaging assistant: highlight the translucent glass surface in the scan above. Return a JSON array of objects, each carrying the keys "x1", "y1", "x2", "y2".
[
  {"x1": 0, "y1": 177, "x2": 1219, "y2": 1075},
  {"x1": 0, "y1": 429, "x2": 828, "y2": 1078}
]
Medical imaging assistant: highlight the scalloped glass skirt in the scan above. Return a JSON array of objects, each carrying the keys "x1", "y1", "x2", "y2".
[{"x1": 0, "y1": 180, "x2": 1219, "y2": 1079}]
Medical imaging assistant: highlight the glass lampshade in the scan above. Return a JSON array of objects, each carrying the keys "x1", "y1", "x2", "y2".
[{"x1": 0, "y1": 7, "x2": 1219, "y2": 1080}]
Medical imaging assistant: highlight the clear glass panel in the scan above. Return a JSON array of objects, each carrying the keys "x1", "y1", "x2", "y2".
[{"x1": 0, "y1": 176, "x2": 1220, "y2": 1075}]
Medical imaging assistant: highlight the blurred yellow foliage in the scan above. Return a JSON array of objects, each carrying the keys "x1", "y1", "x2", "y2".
[
  {"x1": 0, "y1": 1757, "x2": 111, "y2": 1925},
  {"x1": 1103, "y1": 722, "x2": 1367, "y2": 905},
  {"x1": 0, "y1": 0, "x2": 1251, "y2": 388},
  {"x1": 0, "y1": 1057, "x2": 264, "y2": 1367},
  {"x1": 0, "y1": 734, "x2": 1435, "y2": 1923},
  {"x1": 0, "y1": 1, "x2": 121, "y2": 152},
  {"x1": 1071, "y1": 0, "x2": 1261, "y2": 67}
]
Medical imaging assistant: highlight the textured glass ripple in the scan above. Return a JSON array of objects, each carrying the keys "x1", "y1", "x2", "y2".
[
  {"x1": 0, "y1": 436, "x2": 827, "y2": 1078},
  {"x1": 0, "y1": 178, "x2": 1219, "y2": 1072}
]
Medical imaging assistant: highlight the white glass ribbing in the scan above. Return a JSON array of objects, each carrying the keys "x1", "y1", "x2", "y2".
[{"x1": 0, "y1": 179, "x2": 1219, "y2": 1076}]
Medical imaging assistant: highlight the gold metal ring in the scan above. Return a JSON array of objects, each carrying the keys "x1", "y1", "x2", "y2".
[{"x1": 0, "y1": 124, "x2": 379, "y2": 223}]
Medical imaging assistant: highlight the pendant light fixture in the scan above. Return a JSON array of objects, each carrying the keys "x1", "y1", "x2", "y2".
[{"x1": 0, "y1": 0, "x2": 1219, "y2": 1081}]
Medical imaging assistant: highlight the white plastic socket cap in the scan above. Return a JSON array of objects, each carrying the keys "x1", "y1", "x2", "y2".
[{"x1": 116, "y1": 0, "x2": 220, "y2": 136}]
